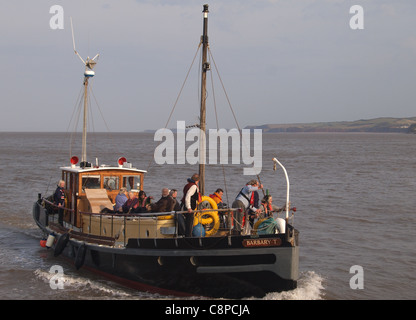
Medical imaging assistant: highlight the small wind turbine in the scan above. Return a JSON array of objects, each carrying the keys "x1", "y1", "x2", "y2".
[
  {"x1": 70, "y1": 17, "x2": 99, "y2": 165},
  {"x1": 70, "y1": 17, "x2": 99, "y2": 78}
]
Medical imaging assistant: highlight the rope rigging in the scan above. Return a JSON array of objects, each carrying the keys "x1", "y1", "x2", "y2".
[
  {"x1": 142, "y1": 37, "x2": 280, "y2": 236},
  {"x1": 145, "y1": 38, "x2": 265, "y2": 211},
  {"x1": 145, "y1": 41, "x2": 202, "y2": 173},
  {"x1": 66, "y1": 78, "x2": 119, "y2": 165}
]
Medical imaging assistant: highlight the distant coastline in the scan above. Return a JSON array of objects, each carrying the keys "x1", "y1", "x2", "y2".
[
  {"x1": 244, "y1": 117, "x2": 416, "y2": 133},
  {"x1": 3, "y1": 117, "x2": 415, "y2": 134}
]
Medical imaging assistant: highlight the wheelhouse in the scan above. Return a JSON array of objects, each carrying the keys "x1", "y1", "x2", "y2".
[{"x1": 59, "y1": 164, "x2": 146, "y2": 227}]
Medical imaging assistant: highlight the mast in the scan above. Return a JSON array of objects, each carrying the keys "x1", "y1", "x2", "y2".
[
  {"x1": 70, "y1": 17, "x2": 98, "y2": 166},
  {"x1": 80, "y1": 63, "x2": 97, "y2": 165},
  {"x1": 81, "y1": 77, "x2": 89, "y2": 163},
  {"x1": 199, "y1": 4, "x2": 209, "y2": 195}
]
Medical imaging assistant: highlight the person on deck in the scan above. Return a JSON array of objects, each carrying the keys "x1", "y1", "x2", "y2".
[
  {"x1": 149, "y1": 188, "x2": 175, "y2": 213},
  {"x1": 169, "y1": 189, "x2": 182, "y2": 211},
  {"x1": 122, "y1": 192, "x2": 139, "y2": 213},
  {"x1": 258, "y1": 195, "x2": 283, "y2": 219},
  {"x1": 258, "y1": 194, "x2": 287, "y2": 234},
  {"x1": 232, "y1": 180, "x2": 263, "y2": 233},
  {"x1": 139, "y1": 190, "x2": 153, "y2": 206},
  {"x1": 248, "y1": 190, "x2": 260, "y2": 228},
  {"x1": 209, "y1": 188, "x2": 224, "y2": 207},
  {"x1": 114, "y1": 187, "x2": 128, "y2": 212},
  {"x1": 53, "y1": 180, "x2": 66, "y2": 226},
  {"x1": 180, "y1": 174, "x2": 201, "y2": 237},
  {"x1": 132, "y1": 190, "x2": 152, "y2": 213},
  {"x1": 210, "y1": 188, "x2": 228, "y2": 228}
]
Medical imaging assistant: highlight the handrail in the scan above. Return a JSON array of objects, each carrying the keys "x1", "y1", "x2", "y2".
[
  {"x1": 42, "y1": 194, "x2": 294, "y2": 241},
  {"x1": 78, "y1": 208, "x2": 241, "y2": 243},
  {"x1": 78, "y1": 207, "x2": 240, "y2": 217},
  {"x1": 43, "y1": 195, "x2": 239, "y2": 218},
  {"x1": 42, "y1": 198, "x2": 75, "y2": 225},
  {"x1": 42, "y1": 198, "x2": 75, "y2": 212},
  {"x1": 42, "y1": 197, "x2": 243, "y2": 240}
]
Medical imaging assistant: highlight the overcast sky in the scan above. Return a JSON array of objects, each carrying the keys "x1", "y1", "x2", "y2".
[{"x1": 1, "y1": 0, "x2": 415, "y2": 132}]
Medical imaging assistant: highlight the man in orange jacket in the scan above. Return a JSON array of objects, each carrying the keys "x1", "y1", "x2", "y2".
[{"x1": 209, "y1": 188, "x2": 224, "y2": 206}]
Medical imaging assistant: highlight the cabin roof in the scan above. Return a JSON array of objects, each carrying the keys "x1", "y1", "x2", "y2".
[{"x1": 60, "y1": 166, "x2": 147, "y2": 174}]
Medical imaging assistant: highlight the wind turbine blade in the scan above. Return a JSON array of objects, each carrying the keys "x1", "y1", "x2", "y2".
[
  {"x1": 77, "y1": 53, "x2": 86, "y2": 65},
  {"x1": 70, "y1": 17, "x2": 86, "y2": 65},
  {"x1": 92, "y1": 54, "x2": 99, "y2": 61},
  {"x1": 70, "y1": 17, "x2": 77, "y2": 53}
]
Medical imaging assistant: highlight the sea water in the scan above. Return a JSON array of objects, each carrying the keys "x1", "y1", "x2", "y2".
[{"x1": 0, "y1": 132, "x2": 415, "y2": 300}]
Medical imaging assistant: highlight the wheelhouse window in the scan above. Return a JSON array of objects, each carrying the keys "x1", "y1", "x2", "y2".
[
  {"x1": 103, "y1": 176, "x2": 119, "y2": 191},
  {"x1": 123, "y1": 175, "x2": 141, "y2": 191},
  {"x1": 82, "y1": 175, "x2": 101, "y2": 191}
]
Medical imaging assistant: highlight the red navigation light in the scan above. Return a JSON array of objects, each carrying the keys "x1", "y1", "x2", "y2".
[
  {"x1": 70, "y1": 156, "x2": 79, "y2": 165},
  {"x1": 118, "y1": 157, "x2": 127, "y2": 166},
  {"x1": 292, "y1": 207, "x2": 297, "y2": 212}
]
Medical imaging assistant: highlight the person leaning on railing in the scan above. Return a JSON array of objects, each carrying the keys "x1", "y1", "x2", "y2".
[
  {"x1": 258, "y1": 194, "x2": 283, "y2": 219},
  {"x1": 232, "y1": 180, "x2": 263, "y2": 233},
  {"x1": 53, "y1": 180, "x2": 66, "y2": 226}
]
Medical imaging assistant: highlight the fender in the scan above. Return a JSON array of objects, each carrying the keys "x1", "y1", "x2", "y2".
[
  {"x1": 53, "y1": 233, "x2": 70, "y2": 257},
  {"x1": 74, "y1": 243, "x2": 87, "y2": 270}
]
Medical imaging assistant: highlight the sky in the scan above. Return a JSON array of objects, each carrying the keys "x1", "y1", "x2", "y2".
[{"x1": 1, "y1": 0, "x2": 415, "y2": 132}]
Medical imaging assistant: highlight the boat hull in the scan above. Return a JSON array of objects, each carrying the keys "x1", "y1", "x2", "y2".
[{"x1": 33, "y1": 200, "x2": 299, "y2": 299}]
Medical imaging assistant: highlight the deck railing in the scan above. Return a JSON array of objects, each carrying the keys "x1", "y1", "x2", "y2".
[
  {"x1": 41, "y1": 198, "x2": 295, "y2": 245},
  {"x1": 42, "y1": 198, "x2": 75, "y2": 225},
  {"x1": 42, "y1": 198, "x2": 240, "y2": 245}
]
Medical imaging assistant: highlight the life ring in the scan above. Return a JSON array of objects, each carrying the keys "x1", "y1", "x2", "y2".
[
  {"x1": 54, "y1": 233, "x2": 70, "y2": 257},
  {"x1": 75, "y1": 243, "x2": 87, "y2": 270},
  {"x1": 194, "y1": 196, "x2": 220, "y2": 237}
]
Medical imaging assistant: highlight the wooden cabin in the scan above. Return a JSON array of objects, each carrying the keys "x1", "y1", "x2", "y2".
[{"x1": 60, "y1": 158, "x2": 146, "y2": 227}]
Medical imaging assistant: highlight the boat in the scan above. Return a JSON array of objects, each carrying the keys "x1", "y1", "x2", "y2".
[{"x1": 33, "y1": 4, "x2": 299, "y2": 299}]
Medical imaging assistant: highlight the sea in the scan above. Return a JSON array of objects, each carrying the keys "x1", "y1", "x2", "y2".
[{"x1": 0, "y1": 131, "x2": 415, "y2": 301}]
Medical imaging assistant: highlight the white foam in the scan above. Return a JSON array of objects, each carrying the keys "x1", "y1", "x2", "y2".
[
  {"x1": 261, "y1": 271, "x2": 325, "y2": 300},
  {"x1": 34, "y1": 268, "x2": 132, "y2": 298},
  {"x1": 34, "y1": 268, "x2": 325, "y2": 300}
]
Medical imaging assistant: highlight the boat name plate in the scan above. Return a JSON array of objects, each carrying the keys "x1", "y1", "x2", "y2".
[{"x1": 242, "y1": 238, "x2": 281, "y2": 248}]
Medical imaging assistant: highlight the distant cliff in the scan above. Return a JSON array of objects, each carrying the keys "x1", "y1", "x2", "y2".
[{"x1": 245, "y1": 117, "x2": 416, "y2": 133}]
